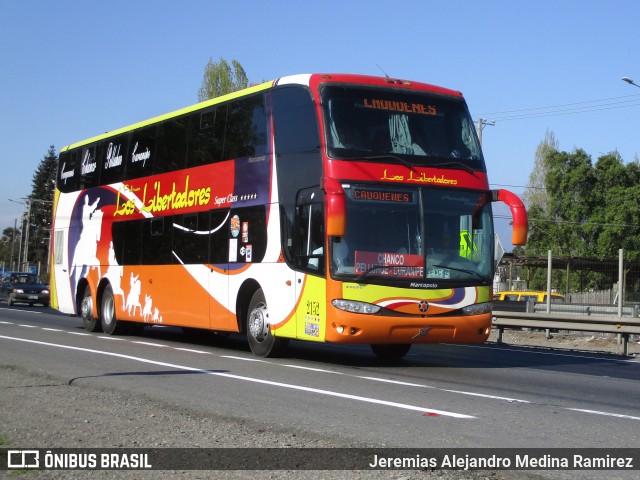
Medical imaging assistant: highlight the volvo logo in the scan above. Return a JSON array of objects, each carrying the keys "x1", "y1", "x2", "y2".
[{"x1": 418, "y1": 301, "x2": 429, "y2": 313}]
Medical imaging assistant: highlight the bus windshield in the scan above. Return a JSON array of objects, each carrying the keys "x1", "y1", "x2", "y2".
[
  {"x1": 322, "y1": 86, "x2": 484, "y2": 169},
  {"x1": 330, "y1": 186, "x2": 494, "y2": 284}
]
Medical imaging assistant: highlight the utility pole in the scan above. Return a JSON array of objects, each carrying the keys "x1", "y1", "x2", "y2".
[
  {"x1": 477, "y1": 118, "x2": 495, "y2": 146},
  {"x1": 22, "y1": 199, "x2": 32, "y2": 271}
]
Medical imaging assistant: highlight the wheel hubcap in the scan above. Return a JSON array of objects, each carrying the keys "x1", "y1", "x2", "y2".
[
  {"x1": 81, "y1": 296, "x2": 93, "y2": 319},
  {"x1": 103, "y1": 295, "x2": 114, "y2": 326},
  {"x1": 248, "y1": 304, "x2": 269, "y2": 342}
]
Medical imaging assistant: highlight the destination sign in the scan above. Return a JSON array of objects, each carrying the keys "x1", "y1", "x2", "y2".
[{"x1": 353, "y1": 188, "x2": 414, "y2": 203}]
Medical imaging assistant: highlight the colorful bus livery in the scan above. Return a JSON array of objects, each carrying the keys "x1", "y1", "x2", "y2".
[{"x1": 51, "y1": 73, "x2": 527, "y2": 359}]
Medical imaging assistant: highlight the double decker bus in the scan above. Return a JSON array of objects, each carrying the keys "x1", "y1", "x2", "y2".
[{"x1": 51, "y1": 73, "x2": 527, "y2": 359}]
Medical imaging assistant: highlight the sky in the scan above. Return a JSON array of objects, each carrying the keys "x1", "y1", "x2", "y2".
[{"x1": 1, "y1": 0, "x2": 639, "y2": 250}]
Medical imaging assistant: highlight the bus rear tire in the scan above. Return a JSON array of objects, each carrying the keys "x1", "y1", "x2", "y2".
[
  {"x1": 81, "y1": 285, "x2": 101, "y2": 332},
  {"x1": 100, "y1": 285, "x2": 124, "y2": 335},
  {"x1": 246, "y1": 289, "x2": 288, "y2": 357},
  {"x1": 370, "y1": 343, "x2": 411, "y2": 360}
]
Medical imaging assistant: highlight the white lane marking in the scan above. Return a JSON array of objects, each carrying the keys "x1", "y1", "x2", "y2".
[
  {"x1": 358, "y1": 376, "x2": 425, "y2": 387},
  {"x1": 0, "y1": 321, "x2": 15, "y2": 325},
  {"x1": 132, "y1": 341, "x2": 167, "y2": 347},
  {"x1": 97, "y1": 336, "x2": 124, "y2": 341},
  {"x1": 221, "y1": 355, "x2": 266, "y2": 362},
  {"x1": 565, "y1": 408, "x2": 640, "y2": 421},
  {"x1": 41, "y1": 328, "x2": 63, "y2": 332},
  {"x1": 440, "y1": 389, "x2": 530, "y2": 403},
  {"x1": 0, "y1": 308, "x2": 44, "y2": 314},
  {"x1": 283, "y1": 365, "x2": 344, "y2": 374},
  {"x1": 18, "y1": 324, "x2": 37, "y2": 328},
  {"x1": 359, "y1": 376, "x2": 530, "y2": 403},
  {"x1": 174, "y1": 348, "x2": 211, "y2": 354},
  {"x1": 0, "y1": 334, "x2": 474, "y2": 419},
  {"x1": 68, "y1": 332, "x2": 90, "y2": 336}
]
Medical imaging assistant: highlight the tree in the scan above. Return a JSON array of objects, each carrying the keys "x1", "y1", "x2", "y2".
[
  {"x1": 197, "y1": 57, "x2": 249, "y2": 101},
  {"x1": 26, "y1": 146, "x2": 58, "y2": 270},
  {"x1": 523, "y1": 141, "x2": 640, "y2": 293},
  {"x1": 523, "y1": 130, "x2": 558, "y2": 215},
  {"x1": 0, "y1": 226, "x2": 19, "y2": 271}
]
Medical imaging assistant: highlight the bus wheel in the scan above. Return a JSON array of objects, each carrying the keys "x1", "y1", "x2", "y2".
[
  {"x1": 81, "y1": 285, "x2": 101, "y2": 332},
  {"x1": 246, "y1": 289, "x2": 288, "y2": 357},
  {"x1": 370, "y1": 343, "x2": 412, "y2": 360},
  {"x1": 100, "y1": 285, "x2": 123, "y2": 335}
]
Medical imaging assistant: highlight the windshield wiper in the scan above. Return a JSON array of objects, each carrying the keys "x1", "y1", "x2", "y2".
[
  {"x1": 359, "y1": 154, "x2": 419, "y2": 172},
  {"x1": 360, "y1": 155, "x2": 479, "y2": 176},
  {"x1": 429, "y1": 161, "x2": 477, "y2": 174}
]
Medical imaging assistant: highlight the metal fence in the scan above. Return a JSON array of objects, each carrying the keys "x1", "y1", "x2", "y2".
[
  {"x1": 493, "y1": 249, "x2": 640, "y2": 354},
  {"x1": 494, "y1": 249, "x2": 640, "y2": 314}
]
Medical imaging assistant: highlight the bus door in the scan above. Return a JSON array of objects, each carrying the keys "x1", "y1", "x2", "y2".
[
  {"x1": 294, "y1": 188, "x2": 327, "y2": 342},
  {"x1": 52, "y1": 228, "x2": 75, "y2": 312},
  {"x1": 206, "y1": 210, "x2": 233, "y2": 330}
]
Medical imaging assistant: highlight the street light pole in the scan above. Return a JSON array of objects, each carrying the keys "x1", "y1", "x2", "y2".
[
  {"x1": 9, "y1": 197, "x2": 53, "y2": 272},
  {"x1": 477, "y1": 118, "x2": 495, "y2": 146},
  {"x1": 622, "y1": 76, "x2": 640, "y2": 89}
]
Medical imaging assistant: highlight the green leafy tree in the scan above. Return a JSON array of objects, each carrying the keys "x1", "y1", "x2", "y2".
[
  {"x1": 524, "y1": 141, "x2": 640, "y2": 293},
  {"x1": 591, "y1": 152, "x2": 640, "y2": 259},
  {"x1": 197, "y1": 57, "x2": 249, "y2": 101},
  {"x1": 26, "y1": 146, "x2": 58, "y2": 270},
  {"x1": 523, "y1": 129, "x2": 558, "y2": 215},
  {"x1": 0, "y1": 226, "x2": 19, "y2": 271}
]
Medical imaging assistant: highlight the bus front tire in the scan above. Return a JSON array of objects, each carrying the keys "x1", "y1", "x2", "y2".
[
  {"x1": 246, "y1": 289, "x2": 288, "y2": 357},
  {"x1": 81, "y1": 285, "x2": 101, "y2": 332},
  {"x1": 100, "y1": 285, "x2": 124, "y2": 335},
  {"x1": 370, "y1": 343, "x2": 411, "y2": 360}
]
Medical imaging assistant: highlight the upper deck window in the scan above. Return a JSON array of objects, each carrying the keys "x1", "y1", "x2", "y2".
[{"x1": 322, "y1": 86, "x2": 485, "y2": 171}]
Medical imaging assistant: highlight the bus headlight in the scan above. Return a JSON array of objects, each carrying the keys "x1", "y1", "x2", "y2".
[
  {"x1": 462, "y1": 302, "x2": 492, "y2": 316},
  {"x1": 332, "y1": 299, "x2": 381, "y2": 314}
]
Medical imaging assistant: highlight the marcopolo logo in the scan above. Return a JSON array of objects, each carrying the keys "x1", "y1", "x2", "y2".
[{"x1": 8, "y1": 450, "x2": 40, "y2": 468}]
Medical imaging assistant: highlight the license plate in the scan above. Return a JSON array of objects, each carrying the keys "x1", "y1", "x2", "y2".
[{"x1": 28, "y1": 295, "x2": 39, "y2": 300}]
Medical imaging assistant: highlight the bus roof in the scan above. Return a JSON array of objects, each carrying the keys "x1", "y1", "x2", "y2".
[{"x1": 61, "y1": 73, "x2": 465, "y2": 152}]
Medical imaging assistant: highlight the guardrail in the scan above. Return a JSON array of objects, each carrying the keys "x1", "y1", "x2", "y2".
[
  {"x1": 492, "y1": 310, "x2": 640, "y2": 355},
  {"x1": 532, "y1": 303, "x2": 640, "y2": 317}
]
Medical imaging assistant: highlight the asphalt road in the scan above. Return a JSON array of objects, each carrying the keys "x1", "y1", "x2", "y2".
[{"x1": 1, "y1": 304, "x2": 639, "y2": 478}]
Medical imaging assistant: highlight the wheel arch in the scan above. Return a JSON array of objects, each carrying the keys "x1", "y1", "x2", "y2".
[
  {"x1": 75, "y1": 277, "x2": 91, "y2": 316},
  {"x1": 235, "y1": 279, "x2": 262, "y2": 334}
]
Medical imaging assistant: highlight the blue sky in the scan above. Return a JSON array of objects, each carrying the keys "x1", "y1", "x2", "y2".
[{"x1": 1, "y1": 0, "x2": 639, "y2": 249}]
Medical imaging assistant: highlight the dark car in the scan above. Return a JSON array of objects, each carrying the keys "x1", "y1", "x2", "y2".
[{"x1": 0, "y1": 272, "x2": 50, "y2": 307}]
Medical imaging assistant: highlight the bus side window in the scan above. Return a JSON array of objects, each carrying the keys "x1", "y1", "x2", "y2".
[
  {"x1": 99, "y1": 134, "x2": 128, "y2": 186},
  {"x1": 112, "y1": 220, "x2": 142, "y2": 265},
  {"x1": 172, "y1": 213, "x2": 210, "y2": 264},
  {"x1": 228, "y1": 206, "x2": 267, "y2": 264},
  {"x1": 127, "y1": 126, "x2": 157, "y2": 180},
  {"x1": 271, "y1": 86, "x2": 322, "y2": 265},
  {"x1": 57, "y1": 150, "x2": 80, "y2": 193},
  {"x1": 224, "y1": 95, "x2": 267, "y2": 160},
  {"x1": 142, "y1": 217, "x2": 172, "y2": 265},
  {"x1": 209, "y1": 210, "x2": 230, "y2": 264},
  {"x1": 79, "y1": 144, "x2": 99, "y2": 190},
  {"x1": 295, "y1": 188, "x2": 325, "y2": 275},
  {"x1": 156, "y1": 116, "x2": 189, "y2": 174},
  {"x1": 187, "y1": 107, "x2": 225, "y2": 168}
]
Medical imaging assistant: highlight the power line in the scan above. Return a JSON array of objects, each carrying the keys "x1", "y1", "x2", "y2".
[{"x1": 473, "y1": 93, "x2": 640, "y2": 122}]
